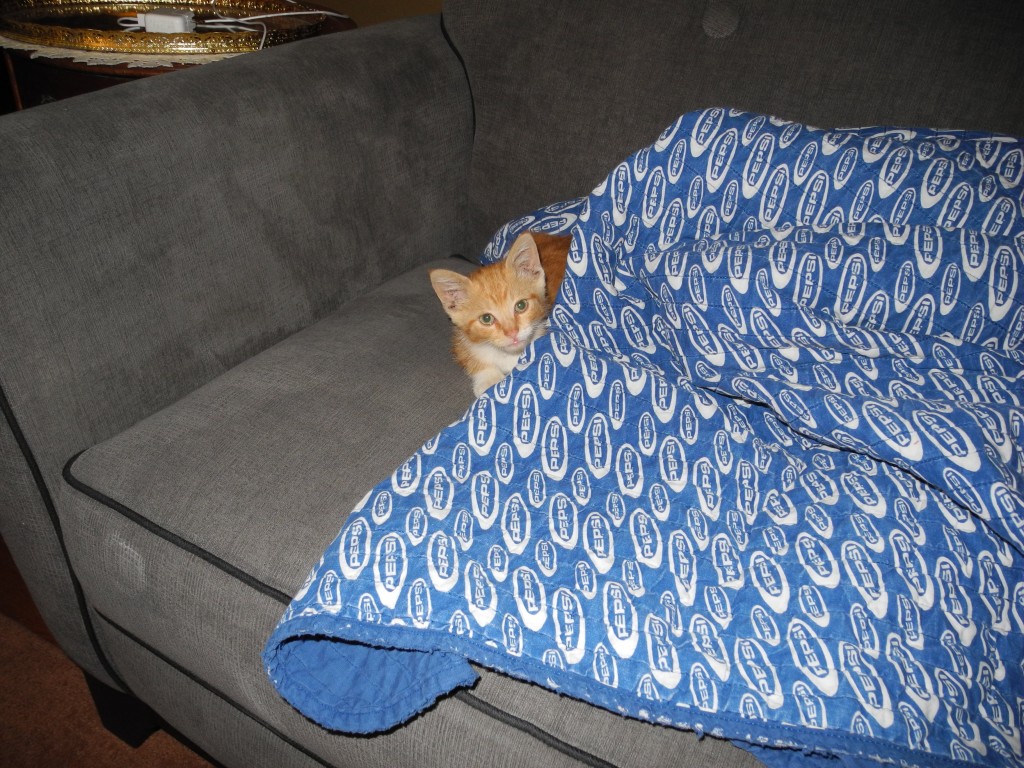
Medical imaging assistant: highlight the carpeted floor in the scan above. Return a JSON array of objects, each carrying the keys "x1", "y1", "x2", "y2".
[{"x1": 0, "y1": 539, "x2": 212, "y2": 767}]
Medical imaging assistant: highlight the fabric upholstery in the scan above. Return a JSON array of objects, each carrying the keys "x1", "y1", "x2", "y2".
[
  {"x1": 65, "y1": 260, "x2": 475, "y2": 601},
  {"x1": 3, "y1": 1, "x2": 1024, "y2": 766},
  {"x1": 63, "y1": 260, "x2": 756, "y2": 767},
  {"x1": 99, "y1": 618, "x2": 685, "y2": 768},
  {"x1": 444, "y1": 0, "x2": 1024, "y2": 252},
  {"x1": 0, "y1": 15, "x2": 472, "y2": 683}
]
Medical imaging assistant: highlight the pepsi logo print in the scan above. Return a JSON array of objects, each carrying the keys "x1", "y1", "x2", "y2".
[
  {"x1": 548, "y1": 493, "x2": 579, "y2": 549},
  {"x1": 315, "y1": 569, "x2": 342, "y2": 613},
  {"x1": 735, "y1": 637, "x2": 783, "y2": 710},
  {"x1": 645, "y1": 613, "x2": 681, "y2": 689},
  {"x1": 423, "y1": 467, "x2": 454, "y2": 519},
  {"x1": 690, "y1": 107, "x2": 724, "y2": 158},
  {"x1": 268, "y1": 110, "x2": 1024, "y2": 768},
  {"x1": 743, "y1": 132, "x2": 775, "y2": 198},
  {"x1": 840, "y1": 642, "x2": 894, "y2": 729},
  {"x1": 339, "y1": 515, "x2": 371, "y2": 580},
  {"x1": 470, "y1": 471, "x2": 499, "y2": 529},
  {"x1": 541, "y1": 416, "x2": 569, "y2": 481},
  {"x1": 372, "y1": 533, "x2": 407, "y2": 609},
  {"x1": 500, "y1": 493, "x2": 531, "y2": 555},
  {"x1": 553, "y1": 587, "x2": 587, "y2": 664}
]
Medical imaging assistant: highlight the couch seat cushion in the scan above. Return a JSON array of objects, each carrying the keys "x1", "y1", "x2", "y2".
[
  {"x1": 67, "y1": 259, "x2": 477, "y2": 599},
  {"x1": 61, "y1": 258, "x2": 757, "y2": 767}
]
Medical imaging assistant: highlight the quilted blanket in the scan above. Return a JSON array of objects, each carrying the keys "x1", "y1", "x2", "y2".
[{"x1": 264, "y1": 109, "x2": 1024, "y2": 768}]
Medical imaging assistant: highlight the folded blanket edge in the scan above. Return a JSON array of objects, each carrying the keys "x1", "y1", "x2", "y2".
[{"x1": 263, "y1": 620, "x2": 480, "y2": 734}]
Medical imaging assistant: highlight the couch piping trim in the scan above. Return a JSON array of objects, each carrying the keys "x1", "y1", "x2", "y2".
[
  {"x1": 453, "y1": 690, "x2": 619, "y2": 768},
  {"x1": 64, "y1": 453, "x2": 621, "y2": 767},
  {"x1": 63, "y1": 452, "x2": 293, "y2": 605},
  {"x1": 95, "y1": 611, "x2": 335, "y2": 768},
  {"x1": 100, "y1": 608, "x2": 615, "y2": 768},
  {"x1": 0, "y1": 385, "x2": 129, "y2": 691}
]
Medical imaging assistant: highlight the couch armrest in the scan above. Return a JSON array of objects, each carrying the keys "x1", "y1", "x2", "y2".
[{"x1": 0, "y1": 15, "x2": 472, "y2": 680}]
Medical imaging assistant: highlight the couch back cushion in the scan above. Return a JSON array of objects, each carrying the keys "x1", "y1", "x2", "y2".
[{"x1": 444, "y1": 0, "x2": 1024, "y2": 253}]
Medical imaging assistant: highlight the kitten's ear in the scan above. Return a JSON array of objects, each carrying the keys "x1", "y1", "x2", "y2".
[
  {"x1": 430, "y1": 269, "x2": 471, "y2": 313},
  {"x1": 506, "y1": 233, "x2": 544, "y2": 281}
]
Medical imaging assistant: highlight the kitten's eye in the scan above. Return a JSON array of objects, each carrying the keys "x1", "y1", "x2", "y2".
[
  {"x1": 514, "y1": 300, "x2": 528, "y2": 313},
  {"x1": 479, "y1": 313, "x2": 494, "y2": 325}
]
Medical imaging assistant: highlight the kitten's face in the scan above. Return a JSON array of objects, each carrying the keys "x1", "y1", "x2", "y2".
[
  {"x1": 430, "y1": 236, "x2": 550, "y2": 355},
  {"x1": 432, "y1": 258, "x2": 548, "y2": 354}
]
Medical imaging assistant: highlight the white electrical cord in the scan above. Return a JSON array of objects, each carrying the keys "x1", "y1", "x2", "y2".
[
  {"x1": 200, "y1": 10, "x2": 352, "y2": 49},
  {"x1": 117, "y1": 4, "x2": 351, "y2": 49}
]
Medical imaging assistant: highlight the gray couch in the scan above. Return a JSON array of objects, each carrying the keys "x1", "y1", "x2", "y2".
[{"x1": 2, "y1": 1, "x2": 1023, "y2": 766}]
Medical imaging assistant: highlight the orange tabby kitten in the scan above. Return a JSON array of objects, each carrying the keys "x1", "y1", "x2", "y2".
[{"x1": 430, "y1": 231, "x2": 571, "y2": 396}]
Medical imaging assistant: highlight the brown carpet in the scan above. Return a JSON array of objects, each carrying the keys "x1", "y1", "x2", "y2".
[{"x1": 0, "y1": 539, "x2": 212, "y2": 767}]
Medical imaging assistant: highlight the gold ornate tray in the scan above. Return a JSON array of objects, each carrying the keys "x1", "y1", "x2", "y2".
[{"x1": 0, "y1": 0, "x2": 327, "y2": 54}]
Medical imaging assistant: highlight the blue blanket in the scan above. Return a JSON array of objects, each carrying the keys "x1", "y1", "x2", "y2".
[{"x1": 265, "y1": 109, "x2": 1024, "y2": 768}]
